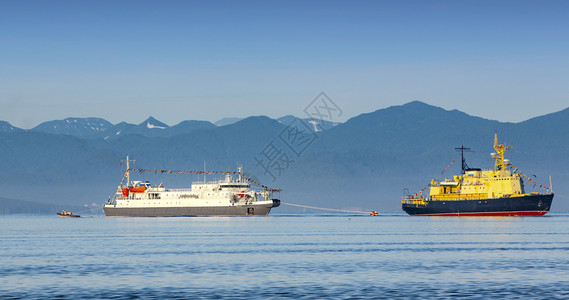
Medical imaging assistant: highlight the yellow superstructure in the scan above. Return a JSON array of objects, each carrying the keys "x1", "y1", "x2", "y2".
[
  {"x1": 406, "y1": 133, "x2": 533, "y2": 204},
  {"x1": 402, "y1": 133, "x2": 553, "y2": 216},
  {"x1": 429, "y1": 168, "x2": 526, "y2": 201}
]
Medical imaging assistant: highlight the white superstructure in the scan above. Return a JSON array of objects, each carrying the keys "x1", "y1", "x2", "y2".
[{"x1": 103, "y1": 156, "x2": 280, "y2": 217}]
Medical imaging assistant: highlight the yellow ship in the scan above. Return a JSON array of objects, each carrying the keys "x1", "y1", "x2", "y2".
[{"x1": 402, "y1": 133, "x2": 554, "y2": 216}]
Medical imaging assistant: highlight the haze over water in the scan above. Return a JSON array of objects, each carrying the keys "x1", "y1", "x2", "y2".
[{"x1": 1, "y1": 214, "x2": 569, "y2": 299}]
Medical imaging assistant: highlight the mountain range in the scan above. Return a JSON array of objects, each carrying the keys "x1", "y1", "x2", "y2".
[
  {"x1": 6, "y1": 115, "x2": 338, "y2": 140},
  {"x1": 1, "y1": 101, "x2": 568, "y2": 214}
]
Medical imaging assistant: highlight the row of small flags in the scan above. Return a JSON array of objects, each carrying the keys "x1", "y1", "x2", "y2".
[
  {"x1": 126, "y1": 168, "x2": 236, "y2": 176},
  {"x1": 510, "y1": 165, "x2": 550, "y2": 190},
  {"x1": 239, "y1": 173, "x2": 279, "y2": 191},
  {"x1": 410, "y1": 162, "x2": 550, "y2": 197},
  {"x1": 124, "y1": 168, "x2": 279, "y2": 191},
  {"x1": 412, "y1": 159, "x2": 456, "y2": 197}
]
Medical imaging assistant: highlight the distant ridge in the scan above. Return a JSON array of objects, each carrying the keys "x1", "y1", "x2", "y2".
[
  {"x1": 102, "y1": 117, "x2": 216, "y2": 139},
  {"x1": 0, "y1": 101, "x2": 568, "y2": 212},
  {"x1": 214, "y1": 117, "x2": 243, "y2": 126},
  {"x1": 102, "y1": 121, "x2": 136, "y2": 139},
  {"x1": 277, "y1": 115, "x2": 339, "y2": 132},
  {"x1": 31, "y1": 117, "x2": 112, "y2": 138},
  {"x1": 141, "y1": 116, "x2": 169, "y2": 129},
  {"x1": 163, "y1": 120, "x2": 217, "y2": 137},
  {"x1": 0, "y1": 121, "x2": 24, "y2": 133},
  {"x1": 113, "y1": 116, "x2": 171, "y2": 138}
]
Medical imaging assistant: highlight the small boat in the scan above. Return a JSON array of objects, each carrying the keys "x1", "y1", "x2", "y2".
[{"x1": 57, "y1": 210, "x2": 80, "y2": 218}]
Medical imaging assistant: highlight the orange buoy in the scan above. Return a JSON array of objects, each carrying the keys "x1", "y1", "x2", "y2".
[{"x1": 370, "y1": 211, "x2": 378, "y2": 216}]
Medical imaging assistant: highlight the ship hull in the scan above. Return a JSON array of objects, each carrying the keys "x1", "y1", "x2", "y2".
[
  {"x1": 57, "y1": 213, "x2": 80, "y2": 218},
  {"x1": 402, "y1": 194, "x2": 553, "y2": 216},
  {"x1": 103, "y1": 200, "x2": 280, "y2": 217}
]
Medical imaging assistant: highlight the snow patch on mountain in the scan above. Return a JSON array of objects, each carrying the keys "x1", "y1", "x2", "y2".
[
  {"x1": 31, "y1": 117, "x2": 113, "y2": 137},
  {"x1": 147, "y1": 122, "x2": 167, "y2": 129},
  {"x1": 0, "y1": 121, "x2": 23, "y2": 133},
  {"x1": 308, "y1": 120, "x2": 322, "y2": 132}
]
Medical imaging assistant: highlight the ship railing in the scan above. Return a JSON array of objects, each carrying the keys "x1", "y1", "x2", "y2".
[
  {"x1": 165, "y1": 188, "x2": 193, "y2": 192},
  {"x1": 191, "y1": 181, "x2": 223, "y2": 185},
  {"x1": 401, "y1": 197, "x2": 426, "y2": 205},
  {"x1": 192, "y1": 179, "x2": 247, "y2": 185},
  {"x1": 431, "y1": 193, "x2": 487, "y2": 201}
]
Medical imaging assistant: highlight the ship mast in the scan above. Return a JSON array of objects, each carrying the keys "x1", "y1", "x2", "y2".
[
  {"x1": 492, "y1": 132, "x2": 512, "y2": 170},
  {"x1": 122, "y1": 155, "x2": 135, "y2": 186},
  {"x1": 238, "y1": 165, "x2": 243, "y2": 183},
  {"x1": 455, "y1": 145, "x2": 471, "y2": 173}
]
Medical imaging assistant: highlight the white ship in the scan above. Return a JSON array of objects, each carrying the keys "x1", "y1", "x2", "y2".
[{"x1": 103, "y1": 157, "x2": 281, "y2": 217}]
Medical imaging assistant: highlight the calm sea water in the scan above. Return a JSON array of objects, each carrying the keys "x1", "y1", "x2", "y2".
[{"x1": 1, "y1": 213, "x2": 569, "y2": 299}]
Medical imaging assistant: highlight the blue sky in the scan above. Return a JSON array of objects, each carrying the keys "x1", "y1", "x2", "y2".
[{"x1": 1, "y1": 0, "x2": 568, "y2": 128}]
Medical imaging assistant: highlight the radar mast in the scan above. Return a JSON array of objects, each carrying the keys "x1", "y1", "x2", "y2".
[
  {"x1": 492, "y1": 132, "x2": 512, "y2": 170},
  {"x1": 455, "y1": 145, "x2": 472, "y2": 173}
]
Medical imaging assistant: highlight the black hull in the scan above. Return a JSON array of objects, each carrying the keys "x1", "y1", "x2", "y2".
[
  {"x1": 402, "y1": 194, "x2": 553, "y2": 216},
  {"x1": 103, "y1": 200, "x2": 280, "y2": 217},
  {"x1": 57, "y1": 213, "x2": 80, "y2": 218}
]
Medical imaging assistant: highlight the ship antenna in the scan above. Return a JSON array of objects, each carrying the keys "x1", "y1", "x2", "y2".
[
  {"x1": 493, "y1": 132, "x2": 512, "y2": 171},
  {"x1": 237, "y1": 165, "x2": 243, "y2": 183},
  {"x1": 122, "y1": 155, "x2": 135, "y2": 186},
  {"x1": 455, "y1": 145, "x2": 472, "y2": 174}
]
